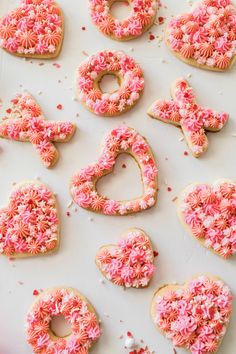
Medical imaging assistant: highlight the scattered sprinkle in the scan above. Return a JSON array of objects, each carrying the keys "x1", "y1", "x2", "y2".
[
  {"x1": 33, "y1": 289, "x2": 39, "y2": 296},
  {"x1": 184, "y1": 151, "x2": 189, "y2": 156},
  {"x1": 57, "y1": 104, "x2": 63, "y2": 110},
  {"x1": 82, "y1": 26, "x2": 86, "y2": 30},
  {"x1": 153, "y1": 250, "x2": 159, "y2": 257},
  {"x1": 167, "y1": 187, "x2": 172, "y2": 192},
  {"x1": 122, "y1": 163, "x2": 127, "y2": 168},
  {"x1": 149, "y1": 34, "x2": 155, "y2": 40},
  {"x1": 53, "y1": 63, "x2": 61, "y2": 69},
  {"x1": 66, "y1": 211, "x2": 71, "y2": 217}
]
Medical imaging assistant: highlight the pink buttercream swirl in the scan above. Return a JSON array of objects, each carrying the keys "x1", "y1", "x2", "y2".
[
  {"x1": 26, "y1": 288, "x2": 101, "y2": 353},
  {"x1": 70, "y1": 126, "x2": 158, "y2": 215},
  {"x1": 154, "y1": 275, "x2": 232, "y2": 354},
  {"x1": 96, "y1": 229, "x2": 156, "y2": 288},
  {"x1": 76, "y1": 50, "x2": 144, "y2": 116},
  {"x1": 0, "y1": 0, "x2": 63, "y2": 56},
  {"x1": 167, "y1": 0, "x2": 236, "y2": 70}
]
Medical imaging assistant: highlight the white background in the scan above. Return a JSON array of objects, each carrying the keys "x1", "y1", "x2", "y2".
[{"x1": 0, "y1": 0, "x2": 235, "y2": 353}]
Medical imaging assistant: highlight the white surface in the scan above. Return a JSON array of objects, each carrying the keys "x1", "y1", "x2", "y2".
[{"x1": 0, "y1": 0, "x2": 235, "y2": 353}]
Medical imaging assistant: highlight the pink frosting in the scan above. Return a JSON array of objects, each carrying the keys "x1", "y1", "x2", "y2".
[
  {"x1": 0, "y1": 0, "x2": 63, "y2": 56},
  {"x1": 166, "y1": 0, "x2": 236, "y2": 70},
  {"x1": 96, "y1": 229, "x2": 156, "y2": 288},
  {"x1": 0, "y1": 93, "x2": 75, "y2": 167},
  {"x1": 0, "y1": 182, "x2": 59, "y2": 257},
  {"x1": 76, "y1": 50, "x2": 144, "y2": 116},
  {"x1": 149, "y1": 79, "x2": 228, "y2": 157},
  {"x1": 26, "y1": 288, "x2": 101, "y2": 353},
  {"x1": 154, "y1": 275, "x2": 232, "y2": 354},
  {"x1": 70, "y1": 126, "x2": 158, "y2": 215},
  {"x1": 89, "y1": 0, "x2": 158, "y2": 40},
  {"x1": 180, "y1": 180, "x2": 236, "y2": 258}
]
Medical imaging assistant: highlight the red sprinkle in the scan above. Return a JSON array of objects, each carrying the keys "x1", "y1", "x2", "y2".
[
  {"x1": 149, "y1": 34, "x2": 155, "y2": 40},
  {"x1": 127, "y1": 331, "x2": 133, "y2": 338},
  {"x1": 66, "y1": 211, "x2": 71, "y2": 217},
  {"x1": 167, "y1": 187, "x2": 172, "y2": 192},
  {"x1": 153, "y1": 250, "x2": 159, "y2": 257},
  {"x1": 82, "y1": 26, "x2": 86, "y2": 30},
  {"x1": 158, "y1": 16, "x2": 165, "y2": 24},
  {"x1": 122, "y1": 164, "x2": 126, "y2": 168},
  {"x1": 33, "y1": 290, "x2": 39, "y2": 296},
  {"x1": 184, "y1": 151, "x2": 189, "y2": 156},
  {"x1": 6, "y1": 108, "x2": 12, "y2": 114},
  {"x1": 57, "y1": 104, "x2": 63, "y2": 110}
]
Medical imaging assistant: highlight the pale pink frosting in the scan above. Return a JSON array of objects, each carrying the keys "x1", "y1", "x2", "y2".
[
  {"x1": 0, "y1": 93, "x2": 75, "y2": 167},
  {"x1": 89, "y1": 0, "x2": 158, "y2": 40},
  {"x1": 0, "y1": 0, "x2": 63, "y2": 56},
  {"x1": 70, "y1": 126, "x2": 158, "y2": 215},
  {"x1": 0, "y1": 182, "x2": 59, "y2": 256},
  {"x1": 154, "y1": 275, "x2": 232, "y2": 354},
  {"x1": 76, "y1": 50, "x2": 144, "y2": 116},
  {"x1": 166, "y1": 0, "x2": 236, "y2": 70},
  {"x1": 180, "y1": 180, "x2": 236, "y2": 258},
  {"x1": 149, "y1": 79, "x2": 228, "y2": 157},
  {"x1": 26, "y1": 288, "x2": 101, "y2": 353},
  {"x1": 96, "y1": 229, "x2": 156, "y2": 288}
]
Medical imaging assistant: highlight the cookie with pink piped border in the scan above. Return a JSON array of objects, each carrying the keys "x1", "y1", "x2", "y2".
[
  {"x1": 0, "y1": 92, "x2": 76, "y2": 167},
  {"x1": 148, "y1": 78, "x2": 228, "y2": 157},
  {"x1": 165, "y1": 0, "x2": 236, "y2": 71},
  {"x1": 178, "y1": 179, "x2": 236, "y2": 258},
  {"x1": 26, "y1": 287, "x2": 101, "y2": 353},
  {"x1": 96, "y1": 228, "x2": 156, "y2": 288},
  {"x1": 76, "y1": 50, "x2": 144, "y2": 117},
  {"x1": 0, "y1": 0, "x2": 64, "y2": 59},
  {"x1": 70, "y1": 126, "x2": 158, "y2": 216},
  {"x1": 0, "y1": 181, "x2": 59, "y2": 258},
  {"x1": 151, "y1": 275, "x2": 233, "y2": 354},
  {"x1": 89, "y1": 0, "x2": 158, "y2": 41}
]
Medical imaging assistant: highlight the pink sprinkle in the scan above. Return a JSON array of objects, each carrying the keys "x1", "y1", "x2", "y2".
[
  {"x1": 57, "y1": 104, "x2": 63, "y2": 110},
  {"x1": 184, "y1": 151, "x2": 189, "y2": 156},
  {"x1": 53, "y1": 63, "x2": 61, "y2": 69},
  {"x1": 18, "y1": 281, "x2": 24, "y2": 285}
]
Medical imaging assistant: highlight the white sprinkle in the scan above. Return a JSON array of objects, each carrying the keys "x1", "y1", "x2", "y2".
[
  {"x1": 67, "y1": 200, "x2": 73, "y2": 208},
  {"x1": 179, "y1": 137, "x2": 184, "y2": 142}
]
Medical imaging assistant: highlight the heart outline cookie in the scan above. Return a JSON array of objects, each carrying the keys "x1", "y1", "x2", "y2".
[
  {"x1": 148, "y1": 78, "x2": 228, "y2": 157},
  {"x1": 0, "y1": 0, "x2": 64, "y2": 59},
  {"x1": 26, "y1": 287, "x2": 101, "y2": 353},
  {"x1": 70, "y1": 126, "x2": 158, "y2": 216},
  {"x1": 177, "y1": 179, "x2": 236, "y2": 258},
  {"x1": 96, "y1": 228, "x2": 156, "y2": 288},
  {"x1": 0, "y1": 181, "x2": 60, "y2": 258},
  {"x1": 0, "y1": 92, "x2": 76, "y2": 167},
  {"x1": 165, "y1": 0, "x2": 236, "y2": 71},
  {"x1": 151, "y1": 275, "x2": 233, "y2": 354}
]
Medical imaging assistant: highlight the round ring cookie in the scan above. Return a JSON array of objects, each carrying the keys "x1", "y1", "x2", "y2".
[
  {"x1": 151, "y1": 275, "x2": 233, "y2": 354},
  {"x1": 0, "y1": 0, "x2": 64, "y2": 59},
  {"x1": 165, "y1": 0, "x2": 236, "y2": 71},
  {"x1": 76, "y1": 50, "x2": 144, "y2": 117},
  {"x1": 70, "y1": 126, "x2": 158, "y2": 216},
  {"x1": 0, "y1": 181, "x2": 59, "y2": 258},
  {"x1": 96, "y1": 228, "x2": 156, "y2": 288},
  {"x1": 89, "y1": 0, "x2": 158, "y2": 41},
  {"x1": 26, "y1": 287, "x2": 101, "y2": 353},
  {"x1": 178, "y1": 179, "x2": 236, "y2": 259},
  {"x1": 0, "y1": 92, "x2": 76, "y2": 168}
]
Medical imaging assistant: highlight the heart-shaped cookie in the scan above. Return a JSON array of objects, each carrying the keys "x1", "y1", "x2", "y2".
[
  {"x1": 178, "y1": 179, "x2": 236, "y2": 258},
  {"x1": 0, "y1": 0, "x2": 64, "y2": 59},
  {"x1": 151, "y1": 275, "x2": 233, "y2": 354},
  {"x1": 165, "y1": 0, "x2": 236, "y2": 71},
  {"x1": 96, "y1": 228, "x2": 156, "y2": 288},
  {"x1": 0, "y1": 92, "x2": 76, "y2": 167},
  {"x1": 70, "y1": 126, "x2": 158, "y2": 216},
  {"x1": 0, "y1": 181, "x2": 59, "y2": 257}
]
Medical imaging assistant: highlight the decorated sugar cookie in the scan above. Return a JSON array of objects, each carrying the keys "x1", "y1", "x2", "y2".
[
  {"x1": 96, "y1": 228, "x2": 156, "y2": 288},
  {"x1": 0, "y1": 0, "x2": 64, "y2": 59},
  {"x1": 26, "y1": 287, "x2": 101, "y2": 353},
  {"x1": 0, "y1": 181, "x2": 59, "y2": 257},
  {"x1": 89, "y1": 0, "x2": 158, "y2": 41},
  {"x1": 70, "y1": 126, "x2": 158, "y2": 215},
  {"x1": 148, "y1": 78, "x2": 228, "y2": 157},
  {"x1": 76, "y1": 50, "x2": 144, "y2": 116},
  {"x1": 165, "y1": 0, "x2": 236, "y2": 71},
  {"x1": 151, "y1": 275, "x2": 233, "y2": 354},
  {"x1": 0, "y1": 93, "x2": 76, "y2": 167},
  {"x1": 178, "y1": 179, "x2": 236, "y2": 258}
]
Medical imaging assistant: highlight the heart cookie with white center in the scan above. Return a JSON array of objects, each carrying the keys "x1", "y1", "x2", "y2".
[
  {"x1": 151, "y1": 275, "x2": 233, "y2": 354},
  {"x1": 0, "y1": 0, "x2": 64, "y2": 59},
  {"x1": 178, "y1": 179, "x2": 236, "y2": 258},
  {"x1": 70, "y1": 126, "x2": 158, "y2": 216},
  {"x1": 96, "y1": 229, "x2": 156, "y2": 288},
  {"x1": 165, "y1": 0, "x2": 236, "y2": 71},
  {"x1": 0, "y1": 181, "x2": 59, "y2": 257}
]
